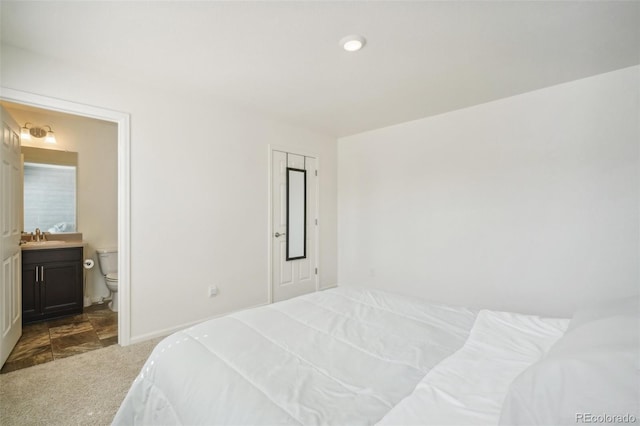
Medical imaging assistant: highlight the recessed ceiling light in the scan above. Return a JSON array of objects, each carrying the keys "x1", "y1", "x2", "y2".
[{"x1": 340, "y1": 35, "x2": 366, "y2": 52}]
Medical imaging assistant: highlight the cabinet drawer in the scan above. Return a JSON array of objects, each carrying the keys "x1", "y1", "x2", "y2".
[{"x1": 22, "y1": 247, "x2": 83, "y2": 264}]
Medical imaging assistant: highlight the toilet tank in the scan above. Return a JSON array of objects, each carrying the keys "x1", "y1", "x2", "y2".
[{"x1": 96, "y1": 247, "x2": 118, "y2": 275}]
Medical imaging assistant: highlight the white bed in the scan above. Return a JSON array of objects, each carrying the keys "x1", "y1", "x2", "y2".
[{"x1": 113, "y1": 287, "x2": 638, "y2": 425}]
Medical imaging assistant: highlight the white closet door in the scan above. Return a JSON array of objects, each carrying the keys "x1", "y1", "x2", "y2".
[{"x1": 271, "y1": 150, "x2": 318, "y2": 303}]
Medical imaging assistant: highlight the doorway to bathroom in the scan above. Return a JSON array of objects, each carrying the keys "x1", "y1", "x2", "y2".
[
  {"x1": 0, "y1": 88, "x2": 131, "y2": 368},
  {"x1": 0, "y1": 102, "x2": 121, "y2": 372}
]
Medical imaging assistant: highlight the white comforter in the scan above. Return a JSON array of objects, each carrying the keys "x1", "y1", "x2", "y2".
[
  {"x1": 113, "y1": 287, "x2": 567, "y2": 425},
  {"x1": 113, "y1": 287, "x2": 476, "y2": 425},
  {"x1": 377, "y1": 310, "x2": 568, "y2": 425}
]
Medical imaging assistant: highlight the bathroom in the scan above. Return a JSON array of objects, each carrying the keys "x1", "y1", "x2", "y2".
[{"x1": 1, "y1": 102, "x2": 118, "y2": 372}]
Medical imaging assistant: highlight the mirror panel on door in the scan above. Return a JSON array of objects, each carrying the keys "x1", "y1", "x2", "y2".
[{"x1": 286, "y1": 167, "x2": 306, "y2": 260}]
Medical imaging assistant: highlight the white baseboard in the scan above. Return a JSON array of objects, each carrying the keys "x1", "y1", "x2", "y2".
[
  {"x1": 319, "y1": 283, "x2": 338, "y2": 291},
  {"x1": 127, "y1": 301, "x2": 270, "y2": 346}
]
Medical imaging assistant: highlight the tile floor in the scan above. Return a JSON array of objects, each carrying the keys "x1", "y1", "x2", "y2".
[{"x1": 1, "y1": 303, "x2": 117, "y2": 374}]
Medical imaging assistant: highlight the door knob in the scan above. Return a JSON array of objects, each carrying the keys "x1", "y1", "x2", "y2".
[{"x1": 275, "y1": 232, "x2": 286, "y2": 238}]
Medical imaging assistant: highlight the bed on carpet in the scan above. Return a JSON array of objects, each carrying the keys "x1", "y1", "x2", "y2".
[{"x1": 112, "y1": 287, "x2": 639, "y2": 425}]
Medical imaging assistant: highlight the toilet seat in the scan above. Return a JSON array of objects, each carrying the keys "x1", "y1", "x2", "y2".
[{"x1": 106, "y1": 272, "x2": 118, "y2": 281}]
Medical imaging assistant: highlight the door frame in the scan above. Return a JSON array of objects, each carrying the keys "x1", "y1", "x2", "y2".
[
  {"x1": 268, "y1": 145, "x2": 320, "y2": 303},
  {"x1": 0, "y1": 87, "x2": 132, "y2": 346}
]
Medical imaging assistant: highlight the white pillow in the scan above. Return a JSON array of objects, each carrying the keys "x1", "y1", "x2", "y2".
[{"x1": 499, "y1": 296, "x2": 640, "y2": 426}]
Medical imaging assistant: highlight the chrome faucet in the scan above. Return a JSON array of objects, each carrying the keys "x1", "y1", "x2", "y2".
[{"x1": 34, "y1": 228, "x2": 42, "y2": 242}]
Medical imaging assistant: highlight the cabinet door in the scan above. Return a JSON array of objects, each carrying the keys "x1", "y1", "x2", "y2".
[
  {"x1": 21, "y1": 263, "x2": 40, "y2": 323},
  {"x1": 40, "y1": 261, "x2": 82, "y2": 317}
]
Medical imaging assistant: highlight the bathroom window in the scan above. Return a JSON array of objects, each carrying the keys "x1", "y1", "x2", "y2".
[{"x1": 23, "y1": 162, "x2": 77, "y2": 233}]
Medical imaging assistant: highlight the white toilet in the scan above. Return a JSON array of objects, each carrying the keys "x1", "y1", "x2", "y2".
[{"x1": 97, "y1": 248, "x2": 118, "y2": 312}]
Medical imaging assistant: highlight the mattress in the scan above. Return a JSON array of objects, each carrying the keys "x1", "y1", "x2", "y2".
[{"x1": 113, "y1": 287, "x2": 567, "y2": 425}]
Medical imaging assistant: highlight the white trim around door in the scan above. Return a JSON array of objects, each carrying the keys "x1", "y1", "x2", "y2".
[{"x1": 0, "y1": 87, "x2": 132, "y2": 346}]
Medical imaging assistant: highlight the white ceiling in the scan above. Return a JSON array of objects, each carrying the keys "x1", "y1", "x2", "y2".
[{"x1": 2, "y1": 1, "x2": 639, "y2": 137}]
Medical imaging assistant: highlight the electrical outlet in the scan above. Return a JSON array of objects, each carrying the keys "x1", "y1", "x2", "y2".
[{"x1": 208, "y1": 285, "x2": 218, "y2": 298}]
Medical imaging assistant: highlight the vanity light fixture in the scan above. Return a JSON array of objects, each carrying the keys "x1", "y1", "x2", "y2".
[
  {"x1": 44, "y1": 126, "x2": 56, "y2": 144},
  {"x1": 20, "y1": 123, "x2": 32, "y2": 140},
  {"x1": 340, "y1": 34, "x2": 366, "y2": 52},
  {"x1": 20, "y1": 123, "x2": 57, "y2": 144}
]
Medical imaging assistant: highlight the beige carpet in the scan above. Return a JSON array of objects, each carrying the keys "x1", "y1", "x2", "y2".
[{"x1": 0, "y1": 337, "x2": 162, "y2": 426}]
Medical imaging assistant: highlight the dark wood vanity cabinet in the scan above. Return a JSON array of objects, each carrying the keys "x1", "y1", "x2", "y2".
[{"x1": 22, "y1": 247, "x2": 83, "y2": 324}]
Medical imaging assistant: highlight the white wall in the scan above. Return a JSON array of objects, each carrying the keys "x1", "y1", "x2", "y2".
[
  {"x1": 1, "y1": 45, "x2": 338, "y2": 341},
  {"x1": 5, "y1": 107, "x2": 118, "y2": 303},
  {"x1": 338, "y1": 66, "x2": 639, "y2": 317}
]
